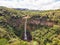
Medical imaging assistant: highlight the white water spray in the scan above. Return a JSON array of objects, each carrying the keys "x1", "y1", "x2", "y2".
[{"x1": 24, "y1": 18, "x2": 27, "y2": 40}]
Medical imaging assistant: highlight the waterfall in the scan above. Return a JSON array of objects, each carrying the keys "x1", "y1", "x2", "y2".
[{"x1": 24, "y1": 18, "x2": 27, "y2": 40}]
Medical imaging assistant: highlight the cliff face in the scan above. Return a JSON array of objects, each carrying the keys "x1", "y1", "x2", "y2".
[{"x1": 7, "y1": 15, "x2": 54, "y2": 31}]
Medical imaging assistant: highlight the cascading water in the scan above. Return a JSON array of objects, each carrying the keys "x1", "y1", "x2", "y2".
[
  {"x1": 21, "y1": 15, "x2": 32, "y2": 41},
  {"x1": 24, "y1": 18, "x2": 27, "y2": 40}
]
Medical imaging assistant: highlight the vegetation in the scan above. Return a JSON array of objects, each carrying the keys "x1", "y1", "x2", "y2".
[{"x1": 0, "y1": 6, "x2": 60, "y2": 45}]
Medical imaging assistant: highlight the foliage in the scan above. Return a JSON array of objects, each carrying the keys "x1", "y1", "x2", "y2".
[
  {"x1": 0, "y1": 38, "x2": 8, "y2": 45},
  {"x1": 0, "y1": 6, "x2": 60, "y2": 45}
]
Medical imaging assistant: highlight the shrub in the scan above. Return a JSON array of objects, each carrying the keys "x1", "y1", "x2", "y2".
[{"x1": 0, "y1": 38, "x2": 8, "y2": 45}]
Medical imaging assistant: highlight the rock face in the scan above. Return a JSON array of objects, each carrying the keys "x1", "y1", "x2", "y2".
[
  {"x1": 28, "y1": 15, "x2": 54, "y2": 26},
  {"x1": 7, "y1": 15, "x2": 54, "y2": 31}
]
